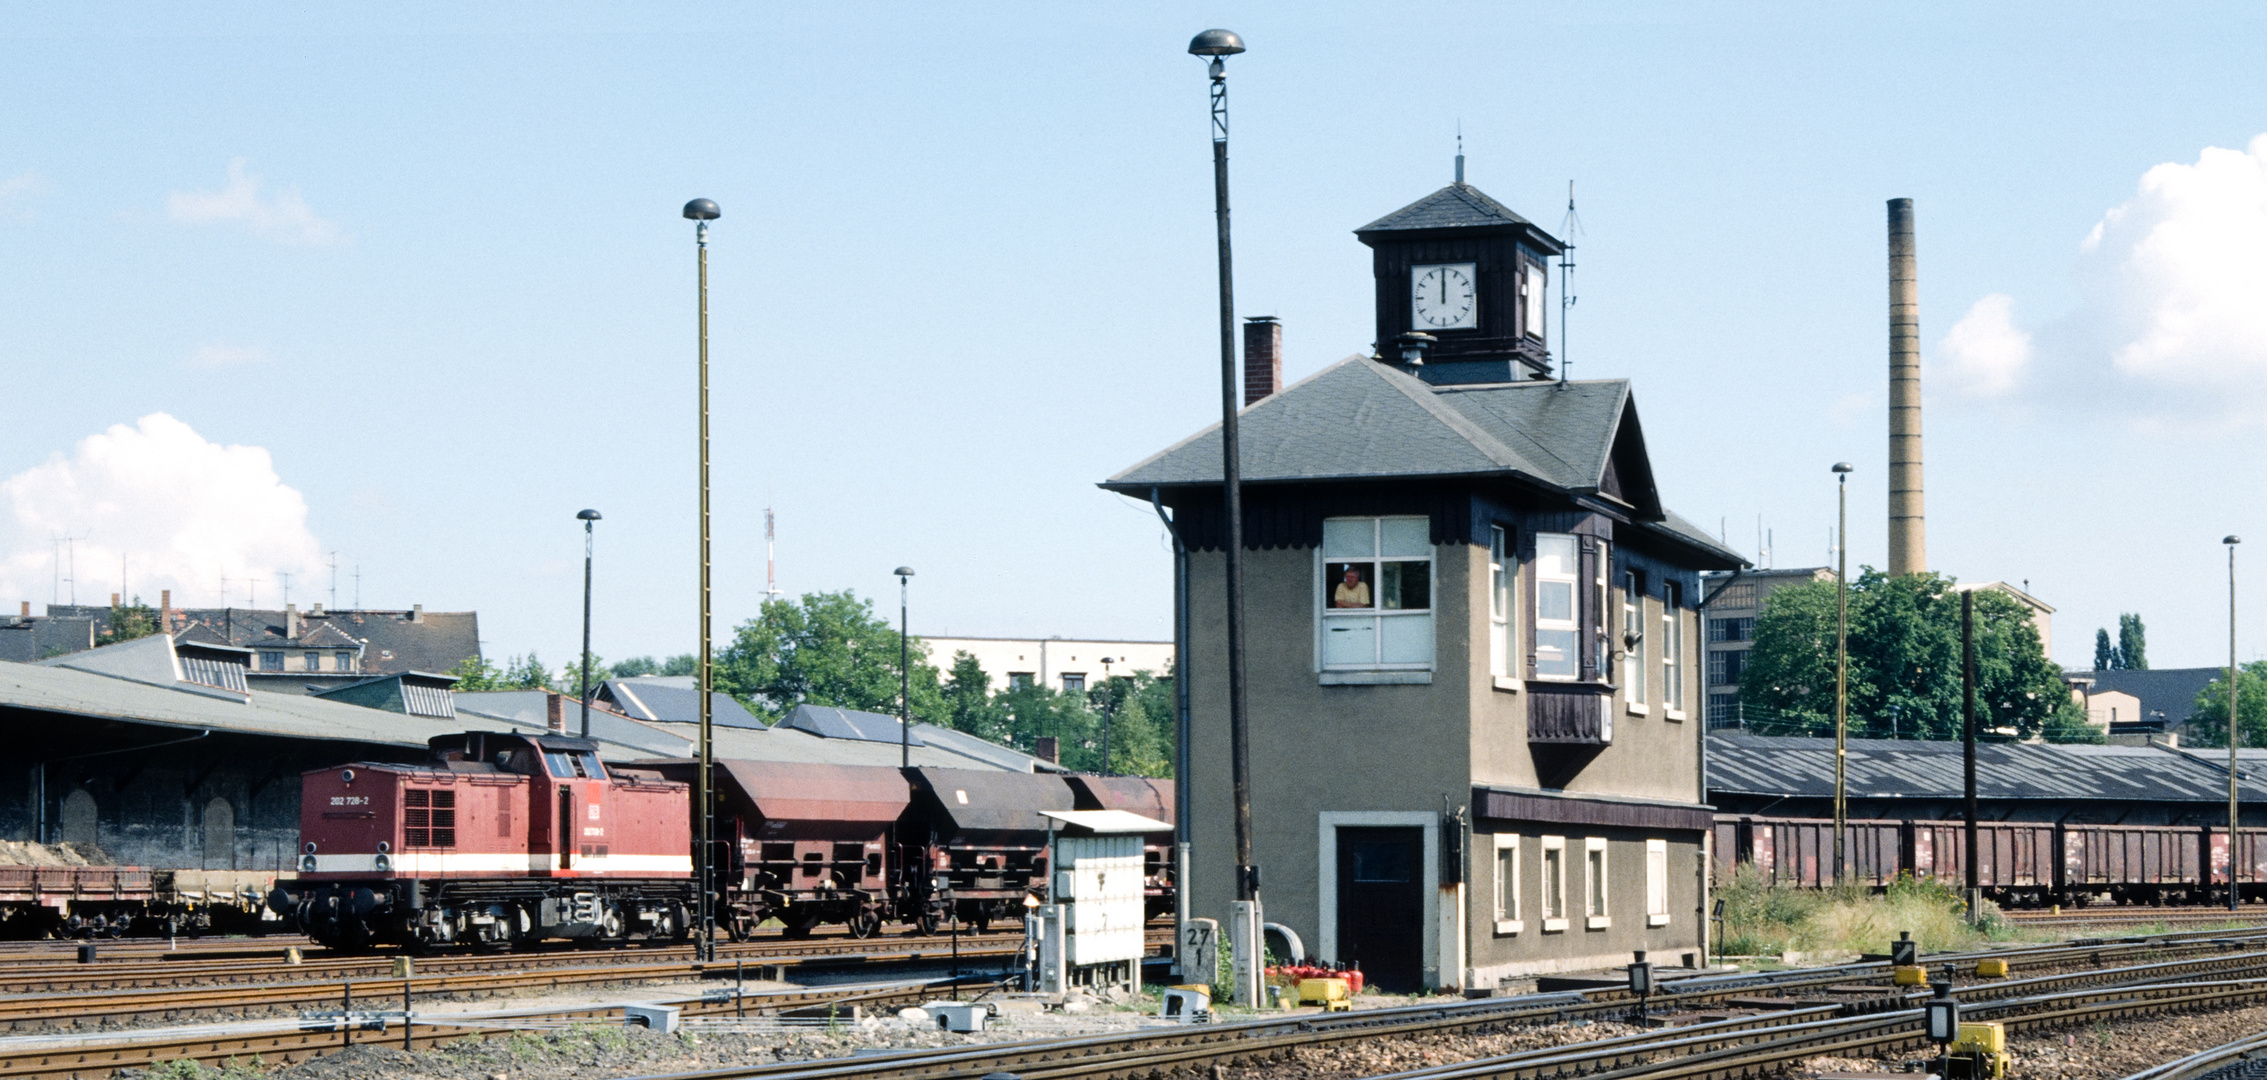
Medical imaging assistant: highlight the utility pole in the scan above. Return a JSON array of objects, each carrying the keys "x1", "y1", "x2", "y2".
[
  {"x1": 683, "y1": 196, "x2": 722, "y2": 961},
  {"x1": 1963, "y1": 589, "x2": 1978, "y2": 921},
  {"x1": 2229, "y1": 535, "x2": 2243, "y2": 912},
  {"x1": 1832, "y1": 462, "x2": 1853, "y2": 885}
]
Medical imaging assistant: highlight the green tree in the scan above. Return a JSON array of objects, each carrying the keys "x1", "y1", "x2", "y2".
[
  {"x1": 940, "y1": 652, "x2": 1009, "y2": 741},
  {"x1": 2117, "y1": 613, "x2": 2148, "y2": 670},
  {"x1": 1741, "y1": 571, "x2": 2074, "y2": 741},
  {"x1": 2094, "y1": 628, "x2": 2116, "y2": 671},
  {"x1": 713, "y1": 591, "x2": 944, "y2": 721},
  {"x1": 611, "y1": 654, "x2": 698, "y2": 678},
  {"x1": 96, "y1": 597, "x2": 160, "y2": 647},
  {"x1": 446, "y1": 653, "x2": 551, "y2": 691},
  {"x1": 2185, "y1": 661, "x2": 2267, "y2": 748}
]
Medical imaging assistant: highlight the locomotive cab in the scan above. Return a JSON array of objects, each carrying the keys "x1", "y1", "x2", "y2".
[{"x1": 273, "y1": 732, "x2": 692, "y2": 951}]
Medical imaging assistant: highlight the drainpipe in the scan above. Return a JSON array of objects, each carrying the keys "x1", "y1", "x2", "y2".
[
  {"x1": 35, "y1": 727, "x2": 213, "y2": 845},
  {"x1": 1151, "y1": 487, "x2": 1193, "y2": 978},
  {"x1": 1694, "y1": 566, "x2": 1745, "y2": 964}
]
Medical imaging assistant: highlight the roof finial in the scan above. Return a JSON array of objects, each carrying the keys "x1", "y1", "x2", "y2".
[{"x1": 1454, "y1": 123, "x2": 1465, "y2": 185}]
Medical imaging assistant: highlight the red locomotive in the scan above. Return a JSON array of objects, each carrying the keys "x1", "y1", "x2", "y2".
[{"x1": 276, "y1": 731, "x2": 693, "y2": 949}]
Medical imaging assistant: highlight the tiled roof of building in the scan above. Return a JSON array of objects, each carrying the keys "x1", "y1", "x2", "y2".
[
  {"x1": 2066, "y1": 667, "x2": 2223, "y2": 728},
  {"x1": 1707, "y1": 732, "x2": 2267, "y2": 805},
  {"x1": 51, "y1": 606, "x2": 480, "y2": 676},
  {"x1": 1102, "y1": 357, "x2": 1742, "y2": 567},
  {"x1": 0, "y1": 616, "x2": 95, "y2": 663},
  {"x1": 1356, "y1": 184, "x2": 1562, "y2": 250}
]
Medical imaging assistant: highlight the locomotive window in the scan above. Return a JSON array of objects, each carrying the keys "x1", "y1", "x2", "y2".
[{"x1": 541, "y1": 750, "x2": 608, "y2": 779}]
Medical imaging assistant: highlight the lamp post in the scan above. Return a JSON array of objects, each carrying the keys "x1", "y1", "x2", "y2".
[
  {"x1": 896, "y1": 566, "x2": 916, "y2": 768},
  {"x1": 1098, "y1": 657, "x2": 1116, "y2": 775},
  {"x1": 1190, "y1": 26, "x2": 1261, "y2": 1010},
  {"x1": 683, "y1": 195, "x2": 720, "y2": 961},
  {"x1": 1831, "y1": 461, "x2": 1853, "y2": 886},
  {"x1": 2228, "y1": 534, "x2": 2242, "y2": 912},
  {"x1": 577, "y1": 509, "x2": 602, "y2": 738}
]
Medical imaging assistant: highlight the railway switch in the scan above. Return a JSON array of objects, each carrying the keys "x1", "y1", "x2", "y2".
[
  {"x1": 1973, "y1": 958, "x2": 2009, "y2": 978},
  {"x1": 1924, "y1": 974, "x2": 1960, "y2": 1080},
  {"x1": 1947, "y1": 1021, "x2": 2008, "y2": 1080},
  {"x1": 1893, "y1": 965, "x2": 1929, "y2": 986},
  {"x1": 1296, "y1": 977, "x2": 1352, "y2": 1011},
  {"x1": 1891, "y1": 931, "x2": 1917, "y2": 966}
]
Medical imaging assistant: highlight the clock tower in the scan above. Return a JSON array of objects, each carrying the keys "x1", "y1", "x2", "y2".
[{"x1": 1355, "y1": 180, "x2": 1566, "y2": 382}]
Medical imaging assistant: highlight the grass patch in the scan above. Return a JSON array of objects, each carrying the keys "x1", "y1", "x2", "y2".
[{"x1": 1717, "y1": 866, "x2": 2044, "y2": 959}]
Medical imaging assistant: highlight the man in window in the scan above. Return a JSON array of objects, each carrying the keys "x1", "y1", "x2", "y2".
[{"x1": 1331, "y1": 564, "x2": 1372, "y2": 608}]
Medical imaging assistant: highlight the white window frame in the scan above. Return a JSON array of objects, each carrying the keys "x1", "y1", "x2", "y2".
[
  {"x1": 1646, "y1": 838, "x2": 1671, "y2": 927},
  {"x1": 1492, "y1": 832, "x2": 1522, "y2": 934},
  {"x1": 1662, "y1": 583, "x2": 1686, "y2": 719},
  {"x1": 1317, "y1": 516, "x2": 1435, "y2": 673},
  {"x1": 1584, "y1": 836, "x2": 1611, "y2": 930},
  {"x1": 1533, "y1": 534, "x2": 1580, "y2": 681},
  {"x1": 1489, "y1": 526, "x2": 1519, "y2": 691},
  {"x1": 1522, "y1": 262, "x2": 1546, "y2": 344},
  {"x1": 1539, "y1": 835, "x2": 1568, "y2": 932},
  {"x1": 1623, "y1": 570, "x2": 1648, "y2": 713}
]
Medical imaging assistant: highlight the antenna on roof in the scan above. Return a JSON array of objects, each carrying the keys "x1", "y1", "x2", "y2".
[
  {"x1": 765, "y1": 507, "x2": 783, "y2": 601},
  {"x1": 1557, "y1": 180, "x2": 1583, "y2": 388},
  {"x1": 328, "y1": 552, "x2": 339, "y2": 611},
  {"x1": 353, "y1": 564, "x2": 361, "y2": 609},
  {"x1": 1455, "y1": 123, "x2": 1464, "y2": 185}
]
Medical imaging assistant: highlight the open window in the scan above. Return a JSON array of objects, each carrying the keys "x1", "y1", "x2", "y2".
[
  {"x1": 1490, "y1": 526, "x2": 1518, "y2": 689},
  {"x1": 1320, "y1": 516, "x2": 1434, "y2": 671}
]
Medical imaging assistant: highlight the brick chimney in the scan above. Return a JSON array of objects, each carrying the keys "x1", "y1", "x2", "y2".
[
  {"x1": 546, "y1": 692, "x2": 566, "y2": 733},
  {"x1": 285, "y1": 603, "x2": 301, "y2": 639},
  {"x1": 109, "y1": 593, "x2": 119, "y2": 608},
  {"x1": 1034, "y1": 736, "x2": 1060, "y2": 765},
  {"x1": 160, "y1": 590, "x2": 176, "y2": 634},
  {"x1": 1243, "y1": 316, "x2": 1282, "y2": 406},
  {"x1": 18, "y1": 602, "x2": 27, "y2": 618}
]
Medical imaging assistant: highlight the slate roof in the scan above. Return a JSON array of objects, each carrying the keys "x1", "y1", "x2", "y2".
[
  {"x1": 1102, "y1": 357, "x2": 1743, "y2": 567},
  {"x1": 1707, "y1": 732, "x2": 2267, "y2": 805},
  {"x1": 596, "y1": 676, "x2": 766, "y2": 730},
  {"x1": 0, "y1": 616, "x2": 95, "y2": 663},
  {"x1": 778, "y1": 704, "x2": 923, "y2": 745},
  {"x1": 1357, "y1": 184, "x2": 1564, "y2": 252},
  {"x1": 51, "y1": 606, "x2": 481, "y2": 676},
  {"x1": 2067, "y1": 667, "x2": 2223, "y2": 728}
]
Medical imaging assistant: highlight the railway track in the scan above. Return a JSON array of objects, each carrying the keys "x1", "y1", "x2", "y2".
[
  {"x1": 8, "y1": 926, "x2": 2263, "y2": 1079},
  {"x1": 2006, "y1": 907, "x2": 2267, "y2": 928}
]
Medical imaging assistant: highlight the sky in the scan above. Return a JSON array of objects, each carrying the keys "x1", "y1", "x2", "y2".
[{"x1": 4, "y1": 3, "x2": 2267, "y2": 673}]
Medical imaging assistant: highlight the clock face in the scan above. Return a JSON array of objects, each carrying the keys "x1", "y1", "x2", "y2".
[{"x1": 1411, "y1": 263, "x2": 1478, "y2": 331}]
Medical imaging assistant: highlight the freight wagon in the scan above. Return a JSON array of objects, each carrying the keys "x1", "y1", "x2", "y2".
[{"x1": 1715, "y1": 814, "x2": 2265, "y2": 907}]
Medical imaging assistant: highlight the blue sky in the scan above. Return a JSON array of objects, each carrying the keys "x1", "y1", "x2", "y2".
[{"x1": 4, "y1": 3, "x2": 2267, "y2": 672}]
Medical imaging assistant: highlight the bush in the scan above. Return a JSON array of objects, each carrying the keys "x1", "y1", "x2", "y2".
[{"x1": 1716, "y1": 867, "x2": 2034, "y2": 959}]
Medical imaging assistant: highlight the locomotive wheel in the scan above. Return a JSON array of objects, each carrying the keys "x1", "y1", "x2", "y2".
[{"x1": 846, "y1": 909, "x2": 882, "y2": 939}]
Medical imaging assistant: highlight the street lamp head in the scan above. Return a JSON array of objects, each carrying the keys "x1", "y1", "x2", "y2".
[
  {"x1": 577, "y1": 509, "x2": 602, "y2": 522},
  {"x1": 2228, "y1": 535, "x2": 2243, "y2": 546},
  {"x1": 894, "y1": 566, "x2": 916, "y2": 578},
  {"x1": 682, "y1": 198, "x2": 721, "y2": 221},
  {"x1": 1187, "y1": 29, "x2": 1246, "y2": 56},
  {"x1": 1832, "y1": 462, "x2": 1855, "y2": 474}
]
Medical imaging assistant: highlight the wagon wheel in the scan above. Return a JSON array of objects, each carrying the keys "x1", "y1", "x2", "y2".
[
  {"x1": 914, "y1": 907, "x2": 940, "y2": 937},
  {"x1": 846, "y1": 909, "x2": 882, "y2": 939}
]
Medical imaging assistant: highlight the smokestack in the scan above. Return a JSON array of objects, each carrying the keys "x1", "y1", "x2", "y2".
[
  {"x1": 18, "y1": 602, "x2": 27, "y2": 618},
  {"x1": 285, "y1": 603, "x2": 301, "y2": 639},
  {"x1": 546, "y1": 692, "x2": 566, "y2": 733},
  {"x1": 1887, "y1": 198, "x2": 1926, "y2": 577},
  {"x1": 1243, "y1": 316, "x2": 1282, "y2": 406}
]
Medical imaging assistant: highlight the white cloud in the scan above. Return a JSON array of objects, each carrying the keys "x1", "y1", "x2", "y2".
[
  {"x1": 166, "y1": 159, "x2": 344, "y2": 247},
  {"x1": 2074, "y1": 135, "x2": 2267, "y2": 390},
  {"x1": 187, "y1": 344, "x2": 274, "y2": 369},
  {"x1": 0, "y1": 414, "x2": 326, "y2": 609},
  {"x1": 1936, "y1": 293, "x2": 2031, "y2": 396}
]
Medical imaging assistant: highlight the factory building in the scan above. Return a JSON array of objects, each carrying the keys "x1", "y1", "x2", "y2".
[{"x1": 1105, "y1": 177, "x2": 1744, "y2": 990}]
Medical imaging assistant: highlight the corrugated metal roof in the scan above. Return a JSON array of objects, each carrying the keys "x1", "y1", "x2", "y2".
[{"x1": 1707, "y1": 732, "x2": 2267, "y2": 804}]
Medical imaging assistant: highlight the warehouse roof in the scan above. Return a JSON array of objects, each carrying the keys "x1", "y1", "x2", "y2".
[
  {"x1": 639, "y1": 716, "x2": 1055, "y2": 772},
  {"x1": 0, "y1": 637, "x2": 664, "y2": 760},
  {"x1": 1707, "y1": 732, "x2": 2267, "y2": 805},
  {"x1": 596, "y1": 676, "x2": 766, "y2": 730},
  {"x1": 2066, "y1": 667, "x2": 2223, "y2": 728}
]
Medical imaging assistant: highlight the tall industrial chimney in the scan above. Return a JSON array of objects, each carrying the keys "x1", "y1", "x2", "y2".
[{"x1": 1887, "y1": 198, "x2": 1926, "y2": 576}]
